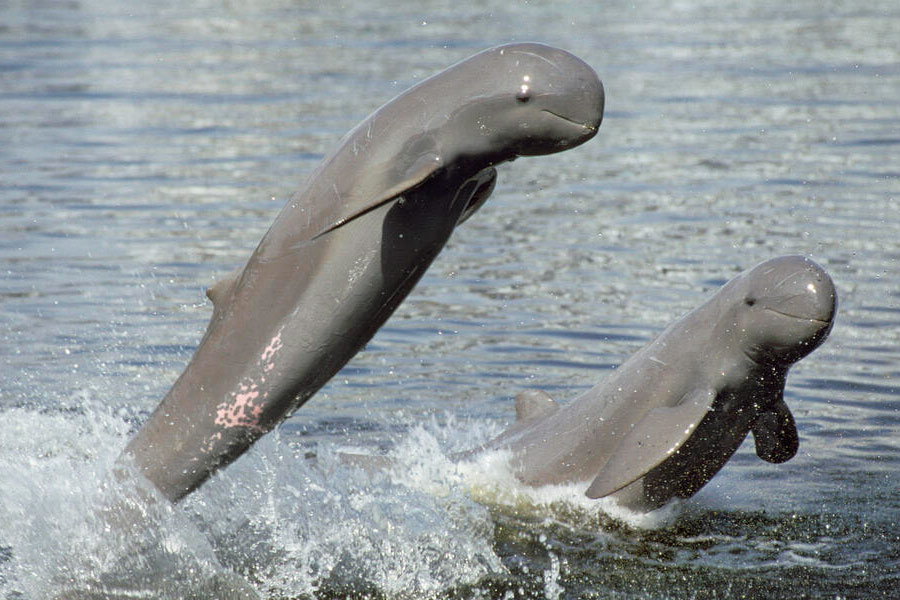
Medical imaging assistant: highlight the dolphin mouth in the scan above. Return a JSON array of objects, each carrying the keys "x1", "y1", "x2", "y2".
[
  {"x1": 763, "y1": 306, "x2": 831, "y2": 325},
  {"x1": 541, "y1": 109, "x2": 598, "y2": 133}
]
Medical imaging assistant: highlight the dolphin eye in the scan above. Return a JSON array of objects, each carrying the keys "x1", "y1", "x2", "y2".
[
  {"x1": 516, "y1": 84, "x2": 531, "y2": 103},
  {"x1": 745, "y1": 297, "x2": 756, "y2": 307}
]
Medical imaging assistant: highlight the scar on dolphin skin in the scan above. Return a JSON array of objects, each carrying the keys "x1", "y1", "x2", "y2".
[{"x1": 213, "y1": 329, "x2": 284, "y2": 431}]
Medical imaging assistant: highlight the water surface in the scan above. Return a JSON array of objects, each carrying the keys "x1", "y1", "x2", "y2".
[{"x1": 1, "y1": 1, "x2": 898, "y2": 598}]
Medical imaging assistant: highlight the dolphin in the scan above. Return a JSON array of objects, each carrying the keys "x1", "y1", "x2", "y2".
[
  {"x1": 121, "y1": 43, "x2": 605, "y2": 502},
  {"x1": 466, "y1": 255, "x2": 837, "y2": 512}
]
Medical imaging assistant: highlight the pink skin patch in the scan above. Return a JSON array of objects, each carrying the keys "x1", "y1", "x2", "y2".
[
  {"x1": 261, "y1": 331, "x2": 283, "y2": 368},
  {"x1": 212, "y1": 327, "x2": 285, "y2": 433},
  {"x1": 215, "y1": 384, "x2": 264, "y2": 428}
]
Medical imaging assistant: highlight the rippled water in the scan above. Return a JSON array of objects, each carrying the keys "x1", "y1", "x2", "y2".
[{"x1": 1, "y1": 0, "x2": 898, "y2": 598}]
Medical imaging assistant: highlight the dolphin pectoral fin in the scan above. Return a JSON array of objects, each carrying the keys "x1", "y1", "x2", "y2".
[
  {"x1": 456, "y1": 167, "x2": 498, "y2": 226},
  {"x1": 515, "y1": 390, "x2": 559, "y2": 422},
  {"x1": 313, "y1": 153, "x2": 442, "y2": 240},
  {"x1": 585, "y1": 387, "x2": 716, "y2": 499},
  {"x1": 751, "y1": 397, "x2": 798, "y2": 464}
]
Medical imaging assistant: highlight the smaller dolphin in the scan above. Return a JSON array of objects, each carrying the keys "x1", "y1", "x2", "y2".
[{"x1": 467, "y1": 256, "x2": 837, "y2": 512}]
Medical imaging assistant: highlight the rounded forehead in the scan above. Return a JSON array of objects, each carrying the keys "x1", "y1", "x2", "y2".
[
  {"x1": 743, "y1": 255, "x2": 821, "y2": 283},
  {"x1": 475, "y1": 43, "x2": 596, "y2": 83}
]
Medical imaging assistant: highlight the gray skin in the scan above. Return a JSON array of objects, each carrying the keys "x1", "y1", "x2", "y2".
[
  {"x1": 121, "y1": 43, "x2": 605, "y2": 502},
  {"x1": 467, "y1": 256, "x2": 837, "y2": 512}
]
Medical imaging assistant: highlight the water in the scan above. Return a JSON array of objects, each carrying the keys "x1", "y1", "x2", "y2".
[{"x1": 1, "y1": 0, "x2": 898, "y2": 598}]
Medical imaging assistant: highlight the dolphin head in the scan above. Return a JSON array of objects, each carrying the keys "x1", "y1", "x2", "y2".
[
  {"x1": 729, "y1": 255, "x2": 837, "y2": 365},
  {"x1": 444, "y1": 43, "x2": 605, "y2": 160}
]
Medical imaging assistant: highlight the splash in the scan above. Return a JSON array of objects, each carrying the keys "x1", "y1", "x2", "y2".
[
  {"x1": 0, "y1": 394, "x2": 258, "y2": 599},
  {"x1": 0, "y1": 398, "x2": 507, "y2": 599},
  {"x1": 0, "y1": 393, "x2": 682, "y2": 600},
  {"x1": 389, "y1": 416, "x2": 681, "y2": 532},
  {"x1": 189, "y1": 430, "x2": 506, "y2": 599}
]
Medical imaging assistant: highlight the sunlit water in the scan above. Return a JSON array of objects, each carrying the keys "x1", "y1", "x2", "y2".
[{"x1": 1, "y1": 1, "x2": 899, "y2": 598}]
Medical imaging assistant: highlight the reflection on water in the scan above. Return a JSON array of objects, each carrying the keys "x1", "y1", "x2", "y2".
[{"x1": 1, "y1": 0, "x2": 899, "y2": 598}]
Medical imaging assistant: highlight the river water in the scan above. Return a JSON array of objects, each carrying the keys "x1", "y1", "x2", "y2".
[{"x1": 1, "y1": 0, "x2": 898, "y2": 598}]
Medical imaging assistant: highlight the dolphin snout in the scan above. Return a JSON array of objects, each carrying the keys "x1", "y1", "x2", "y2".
[
  {"x1": 764, "y1": 257, "x2": 837, "y2": 324},
  {"x1": 767, "y1": 285, "x2": 835, "y2": 324}
]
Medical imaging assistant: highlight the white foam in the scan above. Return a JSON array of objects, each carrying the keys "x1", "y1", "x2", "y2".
[
  {"x1": 0, "y1": 394, "x2": 258, "y2": 599},
  {"x1": 190, "y1": 428, "x2": 506, "y2": 599},
  {"x1": 454, "y1": 445, "x2": 680, "y2": 532},
  {"x1": 0, "y1": 402, "x2": 676, "y2": 599}
]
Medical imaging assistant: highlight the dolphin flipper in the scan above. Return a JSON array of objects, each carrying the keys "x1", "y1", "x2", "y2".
[
  {"x1": 585, "y1": 387, "x2": 716, "y2": 499},
  {"x1": 311, "y1": 146, "x2": 443, "y2": 239},
  {"x1": 751, "y1": 396, "x2": 798, "y2": 464},
  {"x1": 456, "y1": 167, "x2": 497, "y2": 225}
]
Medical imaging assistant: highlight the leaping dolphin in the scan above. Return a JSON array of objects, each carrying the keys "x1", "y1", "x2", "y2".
[
  {"x1": 121, "y1": 43, "x2": 605, "y2": 502},
  {"x1": 465, "y1": 255, "x2": 837, "y2": 512}
]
